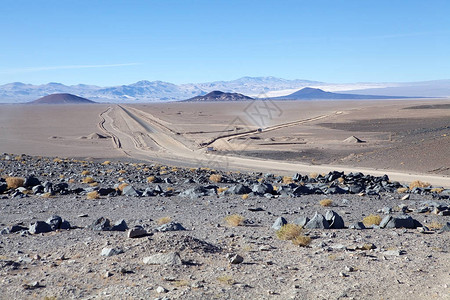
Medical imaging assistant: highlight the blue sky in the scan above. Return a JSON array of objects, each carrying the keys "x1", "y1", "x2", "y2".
[{"x1": 1, "y1": 0, "x2": 449, "y2": 86}]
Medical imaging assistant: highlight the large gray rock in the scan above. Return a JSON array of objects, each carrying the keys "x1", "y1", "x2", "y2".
[
  {"x1": 143, "y1": 252, "x2": 182, "y2": 265},
  {"x1": 156, "y1": 222, "x2": 186, "y2": 232},
  {"x1": 90, "y1": 217, "x2": 111, "y2": 231},
  {"x1": 226, "y1": 184, "x2": 251, "y2": 195},
  {"x1": 46, "y1": 215, "x2": 71, "y2": 230},
  {"x1": 380, "y1": 215, "x2": 421, "y2": 229},
  {"x1": 111, "y1": 219, "x2": 128, "y2": 231},
  {"x1": 293, "y1": 216, "x2": 310, "y2": 227},
  {"x1": 122, "y1": 185, "x2": 141, "y2": 197},
  {"x1": 24, "y1": 175, "x2": 40, "y2": 187},
  {"x1": 127, "y1": 226, "x2": 148, "y2": 238},
  {"x1": 305, "y1": 212, "x2": 330, "y2": 229},
  {"x1": 100, "y1": 247, "x2": 123, "y2": 257},
  {"x1": 325, "y1": 210, "x2": 345, "y2": 229},
  {"x1": 271, "y1": 217, "x2": 287, "y2": 230},
  {"x1": 29, "y1": 221, "x2": 52, "y2": 234},
  {"x1": 252, "y1": 183, "x2": 273, "y2": 195}
]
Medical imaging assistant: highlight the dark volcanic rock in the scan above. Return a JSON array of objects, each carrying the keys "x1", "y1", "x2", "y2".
[
  {"x1": 29, "y1": 221, "x2": 52, "y2": 234},
  {"x1": 305, "y1": 212, "x2": 330, "y2": 229}
]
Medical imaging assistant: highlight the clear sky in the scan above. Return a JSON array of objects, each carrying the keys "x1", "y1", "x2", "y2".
[{"x1": 1, "y1": 0, "x2": 449, "y2": 86}]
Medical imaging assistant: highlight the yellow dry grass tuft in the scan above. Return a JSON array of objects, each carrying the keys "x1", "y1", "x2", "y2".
[
  {"x1": 319, "y1": 199, "x2": 333, "y2": 207},
  {"x1": 147, "y1": 176, "x2": 156, "y2": 183},
  {"x1": 224, "y1": 214, "x2": 245, "y2": 227},
  {"x1": 282, "y1": 176, "x2": 294, "y2": 184},
  {"x1": 68, "y1": 179, "x2": 76, "y2": 183},
  {"x1": 89, "y1": 182, "x2": 98, "y2": 187},
  {"x1": 118, "y1": 177, "x2": 125, "y2": 182},
  {"x1": 292, "y1": 235, "x2": 312, "y2": 247},
  {"x1": 117, "y1": 183, "x2": 129, "y2": 192},
  {"x1": 409, "y1": 180, "x2": 430, "y2": 189},
  {"x1": 209, "y1": 174, "x2": 222, "y2": 183},
  {"x1": 337, "y1": 177, "x2": 345, "y2": 184},
  {"x1": 427, "y1": 222, "x2": 444, "y2": 230},
  {"x1": 309, "y1": 172, "x2": 318, "y2": 179},
  {"x1": 118, "y1": 170, "x2": 126, "y2": 174},
  {"x1": 217, "y1": 187, "x2": 228, "y2": 193},
  {"x1": 41, "y1": 192, "x2": 53, "y2": 198},
  {"x1": 81, "y1": 170, "x2": 91, "y2": 176},
  {"x1": 87, "y1": 191, "x2": 100, "y2": 200},
  {"x1": 362, "y1": 214, "x2": 382, "y2": 227},
  {"x1": 6, "y1": 177, "x2": 25, "y2": 189},
  {"x1": 82, "y1": 177, "x2": 95, "y2": 184},
  {"x1": 53, "y1": 158, "x2": 63, "y2": 163},
  {"x1": 241, "y1": 194, "x2": 249, "y2": 200},
  {"x1": 217, "y1": 275, "x2": 234, "y2": 285},
  {"x1": 397, "y1": 187, "x2": 409, "y2": 193},
  {"x1": 257, "y1": 178, "x2": 264, "y2": 183},
  {"x1": 430, "y1": 188, "x2": 444, "y2": 194},
  {"x1": 157, "y1": 216, "x2": 171, "y2": 225},
  {"x1": 101, "y1": 160, "x2": 111, "y2": 165},
  {"x1": 276, "y1": 224, "x2": 303, "y2": 240}
]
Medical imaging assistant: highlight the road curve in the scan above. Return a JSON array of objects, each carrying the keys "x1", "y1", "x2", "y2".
[{"x1": 103, "y1": 105, "x2": 450, "y2": 188}]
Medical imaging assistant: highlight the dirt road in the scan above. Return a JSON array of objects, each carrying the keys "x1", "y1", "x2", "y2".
[{"x1": 101, "y1": 105, "x2": 450, "y2": 187}]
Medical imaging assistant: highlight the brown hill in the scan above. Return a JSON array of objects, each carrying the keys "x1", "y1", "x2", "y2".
[
  {"x1": 30, "y1": 93, "x2": 96, "y2": 104},
  {"x1": 184, "y1": 90, "x2": 253, "y2": 102}
]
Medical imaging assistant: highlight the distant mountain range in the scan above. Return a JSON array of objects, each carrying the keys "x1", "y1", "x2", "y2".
[
  {"x1": 184, "y1": 91, "x2": 253, "y2": 102},
  {"x1": 30, "y1": 93, "x2": 96, "y2": 104},
  {"x1": 0, "y1": 77, "x2": 449, "y2": 103},
  {"x1": 273, "y1": 87, "x2": 408, "y2": 100}
]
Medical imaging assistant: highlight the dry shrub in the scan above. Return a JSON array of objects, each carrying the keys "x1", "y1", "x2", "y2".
[
  {"x1": 225, "y1": 214, "x2": 245, "y2": 227},
  {"x1": 101, "y1": 160, "x2": 111, "y2": 165},
  {"x1": 53, "y1": 158, "x2": 62, "y2": 163},
  {"x1": 41, "y1": 192, "x2": 53, "y2": 198},
  {"x1": 157, "y1": 216, "x2": 171, "y2": 225},
  {"x1": 189, "y1": 168, "x2": 197, "y2": 172},
  {"x1": 242, "y1": 194, "x2": 249, "y2": 200},
  {"x1": 87, "y1": 191, "x2": 100, "y2": 200},
  {"x1": 217, "y1": 275, "x2": 234, "y2": 285},
  {"x1": 81, "y1": 170, "x2": 91, "y2": 176},
  {"x1": 142, "y1": 167, "x2": 150, "y2": 172},
  {"x1": 167, "y1": 187, "x2": 174, "y2": 192},
  {"x1": 217, "y1": 187, "x2": 228, "y2": 193},
  {"x1": 309, "y1": 172, "x2": 318, "y2": 178},
  {"x1": 82, "y1": 177, "x2": 95, "y2": 184},
  {"x1": 118, "y1": 170, "x2": 126, "y2": 174},
  {"x1": 431, "y1": 188, "x2": 444, "y2": 194},
  {"x1": 117, "y1": 183, "x2": 129, "y2": 192},
  {"x1": 59, "y1": 175, "x2": 65, "y2": 179},
  {"x1": 337, "y1": 177, "x2": 345, "y2": 184},
  {"x1": 282, "y1": 176, "x2": 293, "y2": 184},
  {"x1": 89, "y1": 182, "x2": 98, "y2": 187},
  {"x1": 68, "y1": 179, "x2": 76, "y2": 183},
  {"x1": 292, "y1": 235, "x2": 311, "y2": 247},
  {"x1": 276, "y1": 224, "x2": 303, "y2": 240},
  {"x1": 272, "y1": 186, "x2": 278, "y2": 191},
  {"x1": 319, "y1": 199, "x2": 333, "y2": 207},
  {"x1": 362, "y1": 214, "x2": 382, "y2": 227},
  {"x1": 427, "y1": 222, "x2": 444, "y2": 230},
  {"x1": 209, "y1": 174, "x2": 222, "y2": 183},
  {"x1": 397, "y1": 187, "x2": 409, "y2": 193},
  {"x1": 409, "y1": 180, "x2": 430, "y2": 189},
  {"x1": 118, "y1": 177, "x2": 125, "y2": 182},
  {"x1": 257, "y1": 178, "x2": 264, "y2": 183},
  {"x1": 147, "y1": 176, "x2": 156, "y2": 183},
  {"x1": 171, "y1": 167, "x2": 178, "y2": 172},
  {"x1": 160, "y1": 170, "x2": 168, "y2": 175},
  {"x1": 6, "y1": 177, "x2": 25, "y2": 189}
]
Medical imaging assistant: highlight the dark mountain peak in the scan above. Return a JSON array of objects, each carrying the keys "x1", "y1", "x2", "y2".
[
  {"x1": 30, "y1": 93, "x2": 96, "y2": 104},
  {"x1": 184, "y1": 90, "x2": 253, "y2": 102}
]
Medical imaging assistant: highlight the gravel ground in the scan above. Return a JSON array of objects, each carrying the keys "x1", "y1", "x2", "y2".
[{"x1": 0, "y1": 154, "x2": 449, "y2": 300}]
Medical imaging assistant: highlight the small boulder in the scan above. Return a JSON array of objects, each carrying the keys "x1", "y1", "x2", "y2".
[
  {"x1": 226, "y1": 253, "x2": 244, "y2": 264},
  {"x1": 111, "y1": 219, "x2": 128, "y2": 231},
  {"x1": 271, "y1": 217, "x2": 287, "y2": 230},
  {"x1": 90, "y1": 217, "x2": 111, "y2": 231},
  {"x1": 101, "y1": 247, "x2": 124, "y2": 257},
  {"x1": 156, "y1": 222, "x2": 186, "y2": 232},
  {"x1": 143, "y1": 252, "x2": 182, "y2": 266},
  {"x1": 29, "y1": 221, "x2": 52, "y2": 234},
  {"x1": 325, "y1": 210, "x2": 345, "y2": 229},
  {"x1": 127, "y1": 226, "x2": 147, "y2": 238},
  {"x1": 293, "y1": 216, "x2": 310, "y2": 227},
  {"x1": 305, "y1": 212, "x2": 329, "y2": 229}
]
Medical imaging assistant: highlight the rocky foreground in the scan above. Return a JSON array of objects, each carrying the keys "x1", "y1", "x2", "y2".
[{"x1": 0, "y1": 154, "x2": 449, "y2": 300}]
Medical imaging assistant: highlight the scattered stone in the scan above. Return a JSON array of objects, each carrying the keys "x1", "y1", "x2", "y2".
[
  {"x1": 293, "y1": 216, "x2": 310, "y2": 227},
  {"x1": 111, "y1": 219, "x2": 128, "y2": 231},
  {"x1": 380, "y1": 215, "x2": 421, "y2": 229},
  {"x1": 349, "y1": 222, "x2": 366, "y2": 230},
  {"x1": 90, "y1": 217, "x2": 111, "y2": 231},
  {"x1": 271, "y1": 217, "x2": 288, "y2": 230},
  {"x1": 29, "y1": 221, "x2": 52, "y2": 234},
  {"x1": 22, "y1": 281, "x2": 44, "y2": 290},
  {"x1": 305, "y1": 212, "x2": 329, "y2": 229},
  {"x1": 156, "y1": 222, "x2": 186, "y2": 232},
  {"x1": 401, "y1": 194, "x2": 410, "y2": 200},
  {"x1": 226, "y1": 253, "x2": 244, "y2": 264},
  {"x1": 122, "y1": 185, "x2": 141, "y2": 197},
  {"x1": 383, "y1": 249, "x2": 405, "y2": 256},
  {"x1": 156, "y1": 286, "x2": 168, "y2": 293},
  {"x1": 101, "y1": 248, "x2": 124, "y2": 257},
  {"x1": 325, "y1": 210, "x2": 345, "y2": 229},
  {"x1": 127, "y1": 226, "x2": 148, "y2": 238},
  {"x1": 143, "y1": 252, "x2": 182, "y2": 266}
]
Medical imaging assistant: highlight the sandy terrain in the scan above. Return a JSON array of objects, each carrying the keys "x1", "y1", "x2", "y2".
[{"x1": 0, "y1": 99, "x2": 449, "y2": 187}]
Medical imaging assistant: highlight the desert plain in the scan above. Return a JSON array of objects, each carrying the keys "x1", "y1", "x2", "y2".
[{"x1": 0, "y1": 98, "x2": 449, "y2": 299}]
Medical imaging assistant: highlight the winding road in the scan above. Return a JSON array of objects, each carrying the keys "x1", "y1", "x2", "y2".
[{"x1": 99, "y1": 105, "x2": 450, "y2": 187}]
